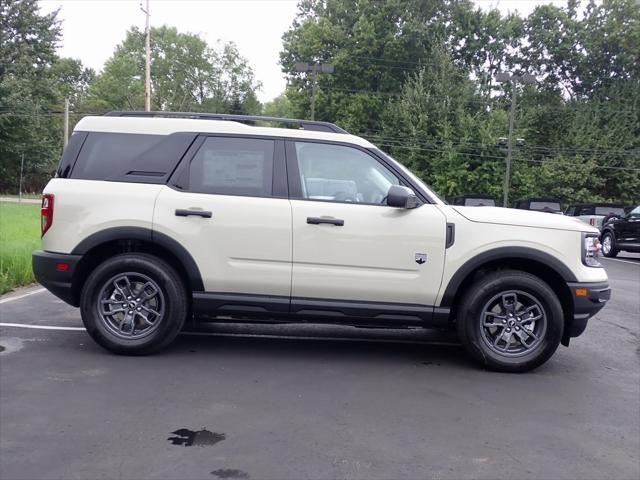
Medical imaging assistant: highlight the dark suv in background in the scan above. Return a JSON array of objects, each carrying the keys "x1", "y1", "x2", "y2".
[
  {"x1": 600, "y1": 205, "x2": 640, "y2": 257},
  {"x1": 447, "y1": 194, "x2": 497, "y2": 207},
  {"x1": 514, "y1": 198, "x2": 562, "y2": 214}
]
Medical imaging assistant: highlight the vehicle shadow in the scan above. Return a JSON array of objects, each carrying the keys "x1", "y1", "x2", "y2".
[{"x1": 162, "y1": 322, "x2": 474, "y2": 370}]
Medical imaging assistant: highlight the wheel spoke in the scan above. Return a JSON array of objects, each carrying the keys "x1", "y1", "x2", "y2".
[
  {"x1": 100, "y1": 299, "x2": 125, "y2": 316},
  {"x1": 514, "y1": 328, "x2": 538, "y2": 348},
  {"x1": 113, "y1": 276, "x2": 134, "y2": 300},
  {"x1": 493, "y1": 331, "x2": 511, "y2": 351},
  {"x1": 501, "y1": 293, "x2": 518, "y2": 314},
  {"x1": 134, "y1": 310, "x2": 153, "y2": 326},
  {"x1": 483, "y1": 314, "x2": 506, "y2": 328},
  {"x1": 140, "y1": 304, "x2": 160, "y2": 319},
  {"x1": 140, "y1": 282, "x2": 159, "y2": 301}
]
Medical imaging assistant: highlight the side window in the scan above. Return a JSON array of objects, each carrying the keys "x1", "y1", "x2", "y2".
[
  {"x1": 565, "y1": 206, "x2": 576, "y2": 216},
  {"x1": 627, "y1": 206, "x2": 640, "y2": 218},
  {"x1": 71, "y1": 133, "x2": 162, "y2": 180},
  {"x1": 577, "y1": 206, "x2": 593, "y2": 216},
  {"x1": 187, "y1": 137, "x2": 275, "y2": 197},
  {"x1": 294, "y1": 142, "x2": 399, "y2": 204}
]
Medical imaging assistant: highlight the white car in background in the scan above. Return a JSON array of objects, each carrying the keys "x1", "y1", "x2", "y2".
[{"x1": 564, "y1": 203, "x2": 627, "y2": 230}]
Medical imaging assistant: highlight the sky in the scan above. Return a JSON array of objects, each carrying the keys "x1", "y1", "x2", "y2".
[{"x1": 38, "y1": 0, "x2": 568, "y2": 103}]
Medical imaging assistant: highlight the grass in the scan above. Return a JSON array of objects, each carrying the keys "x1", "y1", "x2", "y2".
[
  {"x1": 0, "y1": 194, "x2": 41, "y2": 200},
  {"x1": 0, "y1": 202, "x2": 41, "y2": 294}
]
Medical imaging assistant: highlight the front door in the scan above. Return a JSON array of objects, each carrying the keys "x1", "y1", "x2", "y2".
[{"x1": 286, "y1": 140, "x2": 447, "y2": 313}]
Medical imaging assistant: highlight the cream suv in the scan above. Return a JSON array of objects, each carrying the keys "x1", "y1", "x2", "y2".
[{"x1": 32, "y1": 112, "x2": 610, "y2": 372}]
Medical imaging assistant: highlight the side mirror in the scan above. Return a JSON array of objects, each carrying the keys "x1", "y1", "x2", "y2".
[{"x1": 387, "y1": 185, "x2": 419, "y2": 209}]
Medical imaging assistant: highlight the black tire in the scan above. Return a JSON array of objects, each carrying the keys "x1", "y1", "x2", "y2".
[
  {"x1": 601, "y1": 231, "x2": 618, "y2": 258},
  {"x1": 456, "y1": 270, "x2": 564, "y2": 373},
  {"x1": 80, "y1": 253, "x2": 188, "y2": 355}
]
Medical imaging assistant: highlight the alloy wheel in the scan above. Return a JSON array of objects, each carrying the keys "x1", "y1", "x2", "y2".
[
  {"x1": 97, "y1": 272, "x2": 165, "y2": 339},
  {"x1": 480, "y1": 290, "x2": 547, "y2": 357}
]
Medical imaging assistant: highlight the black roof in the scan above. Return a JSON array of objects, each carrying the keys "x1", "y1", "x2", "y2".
[
  {"x1": 566, "y1": 203, "x2": 626, "y2": 208},
  {"x1": 448, "y1": 194, "x2": 496, "y2": 200},
  {"x1": 515, "y1": 197, "x2": 562, "y2": 203}
]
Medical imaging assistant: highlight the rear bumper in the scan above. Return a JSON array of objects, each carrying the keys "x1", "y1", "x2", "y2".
[
  {"x1": 566, "y1": 281, "x2": 611, "y2": 338},
  {"x1": 32, "y1": 250, "x2": 82, "y2": 306}
]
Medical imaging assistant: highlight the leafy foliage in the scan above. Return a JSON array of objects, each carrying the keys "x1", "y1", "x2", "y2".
[
  {"x1": 0, "y1": 3, "x2": 263, "y2": 192},
  {"x1": 281, "y1": 0, "x2": 640, "y2": 205},
  {"x1": 85, "y1": 26, "x2": 261, "y2": 114}
]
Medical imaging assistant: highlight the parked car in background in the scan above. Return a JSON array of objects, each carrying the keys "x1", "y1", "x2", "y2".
[
  {"x1": 447, "y1": 194, "x2": 497, "y2": 207},
  {"x1": 514, "y1": 198, "x2": 563, "y2": 214},
  {"x1": 600, "y1": 205, "x2": 640, "y2": 257},
  {"x1": 564, "y1": 203, "x2": 627, "y2": 229}
]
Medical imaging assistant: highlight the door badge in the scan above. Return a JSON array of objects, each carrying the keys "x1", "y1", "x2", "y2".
[{"x1": 415, "y1": 253, "x2": 427, "y2": 265}]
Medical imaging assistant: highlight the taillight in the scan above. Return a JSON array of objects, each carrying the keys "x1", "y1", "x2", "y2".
[{"x1": 41, "y1": 194, "x2": 54, "y2": 237}]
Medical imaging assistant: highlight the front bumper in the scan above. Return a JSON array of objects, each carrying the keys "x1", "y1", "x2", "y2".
[
  {"x1": 566, "y1": 281, "x2": 611, "y2": 338},
  {"x1": 32, "y1": 250, "x2": 82, "y2": 306}
]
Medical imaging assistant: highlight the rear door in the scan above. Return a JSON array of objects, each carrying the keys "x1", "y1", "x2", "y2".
[
  {"x1": 153, "y1": 135, "x2": 292, "y2": 311},
  {"x1": 286, "y1": 140, "x2": 447, "y2": 318}
]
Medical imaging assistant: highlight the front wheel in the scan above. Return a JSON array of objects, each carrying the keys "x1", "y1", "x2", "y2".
[
  {"x1": 80, "y1": 253, "x2": 188, "y2": 355},
  {"x1": 456, "y1": 270, "x2": 564, "y2": 373}
]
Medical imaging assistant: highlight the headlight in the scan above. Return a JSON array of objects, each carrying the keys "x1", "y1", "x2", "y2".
[{"x1": 582, "y1": 233, "x2": 602, "y2": 267}]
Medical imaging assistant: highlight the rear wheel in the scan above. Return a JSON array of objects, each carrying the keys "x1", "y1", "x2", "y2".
[
  {"x1": 601, "y1": 232, "x2": 618, "y2": 258},
  {"x1": 80, "y1": 253, "x2": 188, "y2": 355},
  {"x1": 456, "y1": 270, "x2": 564, "y2": 373}
]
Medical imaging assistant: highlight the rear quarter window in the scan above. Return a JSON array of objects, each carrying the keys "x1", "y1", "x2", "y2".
[{"x1": 70, "y1": 132, "x2": 163, "y2": 180}]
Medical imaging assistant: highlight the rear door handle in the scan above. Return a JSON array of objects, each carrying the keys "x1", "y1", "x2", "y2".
[
  {"x1": 175, "y1": 209, "x2": 212, "y2": 218},
  {"x1": 307, "y1": 216, "x2": 344, "y2": 226}
]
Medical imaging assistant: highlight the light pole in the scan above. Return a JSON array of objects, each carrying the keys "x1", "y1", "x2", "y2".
[
  {"x1": 140, "y1": 0, "x2": 151, "y2": 111},
  {"x1": 295, "y1": 62, "x2": 334, "y2": 120},
  {"x1": 495, "y1": 72, "x2": 536, "y2": 207}
]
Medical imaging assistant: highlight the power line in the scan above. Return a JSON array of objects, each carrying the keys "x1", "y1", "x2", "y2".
[
  {"x1": 373, "y1": 142, "x2": 640, "y2": 172},
  {"x1": 364, "y1": 132, "x2": 640, "y2": 158}
]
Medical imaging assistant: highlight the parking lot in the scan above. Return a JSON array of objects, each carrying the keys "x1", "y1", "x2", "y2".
[{"x1": 1, "y1": 256, "x2": 638, "y2": 480}]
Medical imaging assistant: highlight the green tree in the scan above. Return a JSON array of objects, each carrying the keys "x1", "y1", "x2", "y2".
[
  {"x1": 262, "y1": 93, "x2": 293, "y2": 118},
  {"x1": 86, "y1": 26, "x2": 261, "y2": 114},
  {"x1": 0, "y1": 0, "x2": 62, "y2": 192}
]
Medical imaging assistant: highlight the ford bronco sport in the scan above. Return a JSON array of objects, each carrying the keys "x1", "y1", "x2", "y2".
[{"x1": 33, "y1": 112, "x2": 610, "y2": 372}]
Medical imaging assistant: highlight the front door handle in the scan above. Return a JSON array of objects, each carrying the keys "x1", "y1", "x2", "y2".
[
  {"x1": 307, "y1": 216, "x2": 344, "y2": 226},
  {"x1": 175, "y1": 209, "x2": 212, "y2": 218}
]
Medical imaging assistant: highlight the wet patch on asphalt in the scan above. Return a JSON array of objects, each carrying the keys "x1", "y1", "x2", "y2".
[
  {"x1": 211, "y1": 469, "x2": 250, "y2": 479},
  {"x1": 168, "y1": 428, "x2": 226, "y2": 447},
  {"x1": 0, "y1": 337, "x2": 24, "y2": 355}
]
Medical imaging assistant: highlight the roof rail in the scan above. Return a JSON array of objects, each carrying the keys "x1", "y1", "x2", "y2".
[{"x1": 103, "y1": 111, "x2": 348, "y2": 134}]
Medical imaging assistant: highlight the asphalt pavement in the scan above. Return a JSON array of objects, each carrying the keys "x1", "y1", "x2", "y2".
[{"x1": 1, "y1": 256, "x2": 638, "y2": 480}]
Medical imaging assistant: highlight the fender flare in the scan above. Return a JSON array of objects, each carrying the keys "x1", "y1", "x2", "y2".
[
  {"x1": 439, "y1": 246, "x2": 577, "y2": 307},
  {"x1": 71, "y1": 227, "x2": 204, "y2": 291}
]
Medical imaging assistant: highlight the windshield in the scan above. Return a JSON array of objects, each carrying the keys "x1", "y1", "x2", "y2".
[
  {"x1": 530, "y1": 201, "x2": 561, "y2": 212},
  {"x1": 595, "y1": 206, "x2": 624, "y2": 216},
  {"x1": 465, "y1": 198, "x2": 496, "y2": 206}
]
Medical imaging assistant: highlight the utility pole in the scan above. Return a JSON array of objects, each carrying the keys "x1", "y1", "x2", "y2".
[
  {"x1": 18, "y1": 153, "x2": 24, "y2": 203},
  {"x1": 495, "y1": 72, "x2": 537, "y2": 207},
  {"x1": 141, "y1": 0, "x2": 151, "y2": 111},
  {"x1": 295, "y1": 62, "x2": 334, "y2": 120},
  {"x1": 63, "y1": 98, "x2": 69, "y2": 147}
]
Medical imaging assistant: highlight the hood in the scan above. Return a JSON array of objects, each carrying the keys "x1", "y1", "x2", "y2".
[{"x1": 451, "y1": 206, "x2": 599, "y2": 233}]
